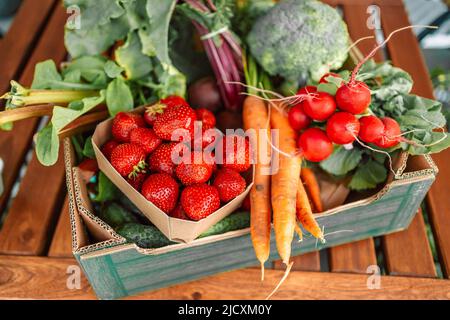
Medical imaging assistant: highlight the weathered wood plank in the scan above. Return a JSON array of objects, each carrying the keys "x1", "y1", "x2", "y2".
[
  {"x1": 1, "y1": 256, "x2": 449, "y2": 300},
  {"x1": 0, "y1": 147, "x2": 66, "y2": 255},
  {"x1": 48, "y1": 195, "x2": 73, "y2": 258},
  {"x1": 0, "y1": 4, "x2": 67, "y2": 219},
  {"x1": 329, "y1": 239, "x2": 377, "y2": 273},
  {"x1": 0, "y1": 0, "x2": 56, "y2": 95},
  {"x1": 273, "y1": 252, "x2": 321, "y2": 272},
  {"x1": 0, "y1": 5, "x2": 68, "y2": 256},
  {"x1": 426, "y1": 150, "x2": 450, "y2": 278},
  {"x1": 325, "y1": 4, "x2": 381, "y2": 273},
  {"x1": 379, "y1": 3, "x2": 443, "y2": 277},
  {"x1": 383, "y1": 210, "x2": 436, "y2": 277}
]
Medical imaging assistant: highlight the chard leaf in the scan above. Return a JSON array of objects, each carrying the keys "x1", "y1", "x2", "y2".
[
  {"x1": 104, "y1": 60, "x2": 124, "y2": 78},
  {"x1": 31, "y1": 60, "x2": 63, "y2": 89},
  {"x1": 106, "y1": 78, "x2": 134, "y2": 116},
  {"x1": 348, "y1": 160, "x2": 387, "y2": 191},
  {"x1": 94, "y1": 172, "x2": 120, "y2": 202},
  {"x1": 320, "y1": 147, "x2": 363, "y2": 176},
  {"x1": 36, "y1": 124, "x2": 61, "y2": 166},
  {"x1": 144, "y1": 0, "x2": 177, "y2": 64},
  {"x1": 115, "y1": 31, "x2": 153, "y2": 79},
  {"x1": 82, "y1": 136, "x2": 95, "y2": 159}
]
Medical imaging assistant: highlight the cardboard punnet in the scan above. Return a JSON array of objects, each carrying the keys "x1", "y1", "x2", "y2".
[{"x1": 91, "y1": 108, "x2": 253, "y2": 243}]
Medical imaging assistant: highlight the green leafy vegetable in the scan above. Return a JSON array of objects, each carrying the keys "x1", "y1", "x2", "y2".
[
  {"x1": 94, "y1": 172, "x2": 120, "y2": 202},
  {"x1": 106, "y1": 78, "x2": 134, "y2": 116},
  {"x1": 348, "y1": 160, "x2": 388, "y2": 191},
  {"x1": 82, "y1": 136, "x2": 95, "y2": 159},
  {"x1": 320, "y1": 147, "x2": 363, "y2": 176}
]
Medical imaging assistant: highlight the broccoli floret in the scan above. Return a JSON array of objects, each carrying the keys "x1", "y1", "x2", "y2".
[{"x1": 247, "y1": 0, "x2": 350, "y2": 82}]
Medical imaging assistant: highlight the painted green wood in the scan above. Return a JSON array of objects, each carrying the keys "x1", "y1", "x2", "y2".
[{"x1": 77, "y1": 177, "x2": 434, "y2": 300}]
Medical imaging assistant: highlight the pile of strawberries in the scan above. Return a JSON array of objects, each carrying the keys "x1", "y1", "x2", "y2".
[
  {"x1": 288, "y1": 73, "x2": 402, "y2": 162},
  {"x1": 101, "y1": 96, "x2": 251, "y2": 221}
]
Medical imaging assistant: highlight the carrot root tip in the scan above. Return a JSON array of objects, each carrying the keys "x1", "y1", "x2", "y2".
[{"x1": 260, "y1": 262, "x2": 265, "y2": 282}]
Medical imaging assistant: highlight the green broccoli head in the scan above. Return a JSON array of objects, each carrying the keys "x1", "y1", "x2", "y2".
[{"x1": 247, "y1": 0, "x2": 350, "y2": 82}]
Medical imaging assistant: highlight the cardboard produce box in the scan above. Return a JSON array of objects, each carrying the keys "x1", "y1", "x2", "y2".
[
  {"x1": 91, "y1": 107, "x2": 252, "y2": 243},
  {"x1": 64, "y1": 138, "x2": 437, "y2": 300}
]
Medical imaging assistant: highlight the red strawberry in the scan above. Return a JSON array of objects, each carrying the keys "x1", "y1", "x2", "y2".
[
  {"x1": 181, "y1": 184, "x2": 221, "y2": 221},
  {"x1": 221, "y1": 135, "x2": 252, "y2": 172},
  {"x1": 153, "y1": 105, "x2": 197, "y2": 141},
  {"x1": 144, "y1": 96, "x2": 190, "y2": 126},
  {"x1": 196, "y1": 108, "x2": 216, "y2": 129},
  {"x1": 79, "y1": 158, "x2": 99, "y2": 173},
  {"x1": 148, "y1": 143, "x2": 180, "y2": 176},
  {"x1": 141, "y1": 173, "x2": 179, "y2": 214},
  {"x1": 101, "y1": 140, "x2": 119, "y2": 160},
  {"x1": 175, "y1": 152, "x2": 214, "y2": 186},
  {"x1": 213, "y1": 168, "x2": 246, "y2": 202},
  {"x1": 169, "y1": 204, "x2": 190, "y2": 220},
  {"x1": 111, "y1": 143, "x2": 147, "y2": 178},
  {"x1": 126, "y1": 172, "x2": 147, "y2": 191},
  {"x1": 112, "y1": 112, "x2": 146, "y2": 142},
  {"x1": 130, "y1": 127, "x2": 162, "y2": 155}
]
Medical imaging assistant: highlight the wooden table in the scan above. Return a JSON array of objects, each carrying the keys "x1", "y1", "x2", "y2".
[{"x1": 0, "y1": 0, "x2": 449, "y2": 300}]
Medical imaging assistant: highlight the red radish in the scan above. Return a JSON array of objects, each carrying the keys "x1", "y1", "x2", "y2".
[
  {"x1": 375, "y1": 117, "x2": 402, "y2": 148},
  {"x1": 336, "y1": 81, "x2": 371, "y2": 114},
  {"x1": 297, "y1": 86, "x2": 317, "y2": 95},
  {"x1": 288, "y1": 104, "x2": 311, "y2": 131},
  {"x1": 297, "y1": 128, "x2": 334, "y2": 162},
  {"x1": 358, "y1": 116, "x2": 385, "y2": 144},
  {"x1": 326, "y1": 112, "x2": 360, "y2": 145},
  {"x1": 303, "y1": 92, "x2": 337, "y2": 121},
  {"x1": 319, "y1": 72, "x2": 341, "y2": 84}
]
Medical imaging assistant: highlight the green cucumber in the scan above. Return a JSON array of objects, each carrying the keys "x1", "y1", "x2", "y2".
[
  {"x1": 117, "y1": 223, "x2": 174, "y2": 248},
  {"x1": 99, "y1": 202, "x2": 138, "y2": 229},
  {"x1": 199, "y1": 211, "x2": 250, "y2": 238}
]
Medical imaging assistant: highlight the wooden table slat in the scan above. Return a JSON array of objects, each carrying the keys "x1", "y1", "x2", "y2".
[
  {"x1": 48, "y1": 195, "x2": 73, "y2": 258},
  {"x1": 0, "y1": 0, "x2": 57, "y2": 94},
  {"x1": 383, "y1": 210, "x2": 437, "y2": 278},
  {"x1": 1, "y1": 256, "x2": 450, "y2": 300},
  {"x1": 426, "y1": 150, "x2": 450, "y2": 278},
  {"x1": 0, "y1": 3, "x2": 68, "y2": 222}
]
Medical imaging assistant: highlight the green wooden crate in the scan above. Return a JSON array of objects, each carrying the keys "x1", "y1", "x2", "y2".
[{"x1": 63, "y1": 140, "x2": 437, "y2": 300}]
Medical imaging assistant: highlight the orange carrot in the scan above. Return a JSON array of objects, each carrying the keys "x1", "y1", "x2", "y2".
[
  {"x1": 243, "y1": 96, "x2": 271, "y2": 280},
  {"x1": 270, "y1": 106, "x2": 301, "y2": 264},
  {"x1": 296, "y1": 180, "x2": 324, "y2": 242},
  {"x1": 301, "y1": 167, "x2": 323, "y2": 213}
]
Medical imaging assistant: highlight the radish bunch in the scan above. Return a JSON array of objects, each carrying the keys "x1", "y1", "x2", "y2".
[{"x1": 288, "y1": 73, "x2": 402, "y2": 162}]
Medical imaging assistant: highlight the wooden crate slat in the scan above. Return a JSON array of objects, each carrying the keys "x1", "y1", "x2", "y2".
[
  {"x1": 0, "y1": 0, "x2": 56, "y2": 94},
  {"x1": 48, "y1": 195, "x2": 73, "y2": 258},
  {"x1": 426, "y1": 149, "x2": 450, "y2": 278},
  {"x1": 325, "y1": 4, "x2": 380, "y2": 273},
  {"x1": 379, "y1": 4, "x2": 443, "y2": 278},
  {"x1": 1, "y1": 256, "x2": 450, "y2": 300},
  {"x1": 273, "y1": 252, "x2": 321, "y2": 272},
  {"x1": 0, "y1": 4, "x2": 68, "y2": 218},
  {"x1": 383, "y1": 210, "x2": 436, "y2": 277}
]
